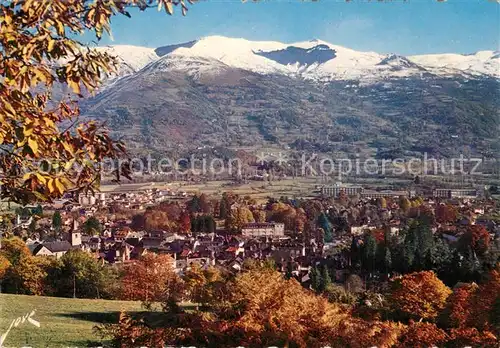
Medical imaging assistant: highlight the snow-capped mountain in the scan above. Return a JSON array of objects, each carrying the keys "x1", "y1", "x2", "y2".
[
  {"x1": 97, "y1": 36, "x2": 499, "y2": 84},
  {"x1": 83, "y1": 36, "x2": 500, "y2": 155},
  {"x1": 95, "y1": 45, "x2": 159, "y2": 81},
  {"x1": 408, "y1": 51, "x2": 500, "y2": 78}
]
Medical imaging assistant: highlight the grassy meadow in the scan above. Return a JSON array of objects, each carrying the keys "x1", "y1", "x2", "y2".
[{"x1": 0, "y1": 294, "x2": 143, "y2": 348}]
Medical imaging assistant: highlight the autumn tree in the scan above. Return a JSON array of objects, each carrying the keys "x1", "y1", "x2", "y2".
[
  {"x1": 398, "y1": 321, "x2": 448, "y2": 347},
  {"x1": 143, "y1": 209, "x2": 172, "y2": 231},
  {"x1": 435, "y1": 203, "x2": 458, "y2": 224},
  {"x1": 182, "y1": 264, "x2": 224, "y2": 306},
  {"x1": 388, "y1": 271, "x2": 451, "y2": 322},
  {"x1": 465, "y1": 269, "x2": 500, "y2": 335},
  {"x1": 459, "y1": 225, "x2": 491, "y2": 256},
  {"x1": 376, "y1": 197, "x2": 387, "y2": 209},
  {"x1": 0, "y1": 254, "x2": 10, "y2": 280},
  {"x1": 178, "y1": 210, "x2": 191, "y2": 234},
  {"x1": 448, "y1": 327, "x2": 498, "y2": 347},
  {"x1": 225, "y1": 206, "x2": 254, "y2": 230},
  {"x1": 0, "y1": 0, "x2": 198, "y2": 207},
  {"x1": 0, "y1": 237, "x2": 31, "y2": 265},
  {"x1": 121, "y1": 253, "x2": 180, "y2": 307},
  {"x1": 4, "y1": 255, "x2": 54, "y2": 295},
  {"x1": 224, "y1": 268, "x2": 347, "y2": 347},
  {"x1": 399, "y1": 196, "x2": 411, "y2": 213},
  {"x1": 252, "y1": 209, "x2": 266, "y2": 223},
  {"x1": 441, "y1": 283, "x2": 479, "y2": 328}
]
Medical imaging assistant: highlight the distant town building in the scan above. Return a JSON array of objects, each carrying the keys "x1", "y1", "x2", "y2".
[
  {"x1": 361, "y1": 190, "x2": 414, "y2": 199},
  {"x1": 321, "y1": 183, "x2": 363, "y2": 198},
  {"x1": 78, "y1": 192, "x2": 106, "y2": 206},
  {"x1": 433, "y1": 189, "x2": 478, "y2": 199},
  {"x1": 241, "y1": 222, "x2": 285, "y2": 237},
  {"x1": 31, "y1": 241, "x2": 73, "y2": 259}
]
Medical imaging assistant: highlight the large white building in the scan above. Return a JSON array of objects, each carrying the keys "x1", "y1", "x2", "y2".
[
  {"x1": 241, "y1": 222, "x2": 285, "y2": 237},
  {"x1": 321, "y1": 183, "x2": 363, "y2": 198},
  {"x1": 79, "y1": 192, "x2": 106, "y2": 206}
]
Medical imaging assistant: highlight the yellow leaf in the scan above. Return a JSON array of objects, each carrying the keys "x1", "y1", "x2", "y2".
[
  {"x1": 47, "y1": 38, "x2": 55, "y2": 52},
  {"x1": 23, "y1": 172, "x2": 32, "y2": 181},
  {"x1": 35, "y1": 173, "x2": 47, "y2": 185},
  {"x1": 56, "y1": 21, "x2": 64, "y2": 36},
  {"x1": 23, "y1": 125, "x2": 34, "y2": 137},
  {"x1": 61, "y1": 177, "x2": 73, "y2": 189},
  {"x1": 45, "y1": 118, "x2": 56, "y2": 129},
  {"x1": 28, "y1": 138, "x2": 39, "y2": 155},
  {"x1": 3, "y1": 100, "x2": 16, "y2": 116},
  {"x1": 47, "y1": 179, "x2": 55, "y2": 193},
  {"x1": 64, "y1": 159, "x2": 75, "y2": 171},
  {"x1": 68, "y1": 80, "x2": 81, "y2": 95},
  {"x1": 62, "y1": 141, "x2": 73, "y2": 154},
  {"x1": 34, "y1": 69, "x2": 48, "y2": 84},
  {"x1": 166, "y1": 1, "x2": 174, "y2": 14},
  {"x1": 54, "y1": 178, "x2": 65, "y2": 194}
]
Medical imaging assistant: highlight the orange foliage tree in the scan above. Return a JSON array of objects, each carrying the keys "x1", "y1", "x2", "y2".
[
  {"x1": 435, "y1": 204, "x2": 458, "y2": 224},
  {"x1": 178, "y1": 210, "x2": 191, "y2": 234},
  {"x1": 448, "y1": 327, "x2": 498, "y2": 347},
  {"x1": 398, "y1": 321, "x2": 448, "y2": 347},
  {"x1": 440, "y1": 269, "x2": 499, "y2": 344},
  {"x1": 388, "y1": 271, "x2": 452, "y2": 321},
  {"x1": 460, "y1": 225, "x2": 491, "y2": 255},
  {"x1": 121, "y1": 253, "x2": 180, "y2": 306},
  {"x1": 0, "y1": 0, "x2": 193, "y2": 205},
  {"x1": 443, "y1": 283, "x2": 479, "y2": 328},
  {"x1": 0, "y1": 254, "x2": 10, "y2": 280}
]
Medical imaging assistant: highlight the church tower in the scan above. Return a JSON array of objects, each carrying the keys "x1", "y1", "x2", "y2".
[{"x1": 69, "y1": 219, "x2": 82, "y2": 246}]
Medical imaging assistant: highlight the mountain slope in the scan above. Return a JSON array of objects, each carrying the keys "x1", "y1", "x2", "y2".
[
  {"x1": 82, "y1": 36, "x2": 500, "y2": 157},
  {"x1": 81, "y1": 59, "x2": 500, "y2": 157}
]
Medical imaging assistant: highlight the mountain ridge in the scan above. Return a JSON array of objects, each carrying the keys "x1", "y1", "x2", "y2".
[
  {"x1": 96, "y1": 36, "x2": 499, "y2": 85},
  {"x1": 81, "y1": 36, "x2": 500, "y2": 158}
]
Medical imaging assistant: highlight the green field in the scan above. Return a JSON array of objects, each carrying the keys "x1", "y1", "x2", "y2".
[{"x1": 0, "y1": 294, "x2": 143, "y2": 348}]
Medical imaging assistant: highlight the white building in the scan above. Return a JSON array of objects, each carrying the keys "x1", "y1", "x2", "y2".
[{"x1": 241, "y1": 222, "x2": 285, "y2": 237}]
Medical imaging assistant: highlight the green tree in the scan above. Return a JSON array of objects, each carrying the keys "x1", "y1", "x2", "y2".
[
  {"x1": 187, "y1": 195, "x2": 201, "y2": 213},
  {"x1": 310, "y1": 266, "x2": 321, "y2": 292},
  {"x1": 219, "y1": 196, "x2": 229, "y2": 219},
  {"x1": 82, "y1": 216, "x2": 102, "y2": 235},
  {"x1": 362, "y1": 234, "x2": 377, "y2": 274},
  {"x1": 319, "y1": 265, "x2": 332, "y2": 292},
  {"x1": 415, "y1": 220, "x2": 434, "y2": 270},
  {"x1": 28, "y1": 218, "x2": 37, "y2": 234},
  {"x1": 52, "y1": 250, "x2": 114, "y2": 299},
  {"x1": 317, "y1": 213, "x2": 333, "y2": 243},
  {"x1": 403, "y1": 224, "x2": 417, "y2": 272},
  {"x1": 52, "y1": 211, "x2": 63, "y2": 232}
]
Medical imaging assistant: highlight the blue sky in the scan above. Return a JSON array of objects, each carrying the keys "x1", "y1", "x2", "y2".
[{"x1": 89, "y1": 0, "x2": 500, "y2": 55}]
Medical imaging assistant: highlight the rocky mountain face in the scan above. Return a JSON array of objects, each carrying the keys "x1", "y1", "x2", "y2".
[{"x1": 81, "y1": 36, "x2": 500, "y2": 157}]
